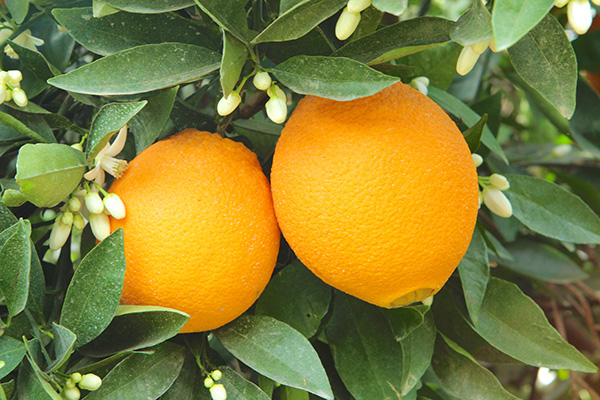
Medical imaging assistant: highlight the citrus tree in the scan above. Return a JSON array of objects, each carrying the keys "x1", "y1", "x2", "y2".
[{"x1": 0, "y1": 0, "x2": 599, "y2": 399}]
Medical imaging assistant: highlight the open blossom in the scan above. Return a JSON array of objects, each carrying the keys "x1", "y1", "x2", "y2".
[{"x1": 84, "y1": 125, "x2": 128, "y2": 185}]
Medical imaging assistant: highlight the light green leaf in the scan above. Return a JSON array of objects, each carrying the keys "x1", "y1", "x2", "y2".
[
  {"x1": 221, "y1": 31, "x2": 248, "y2": 97},
  {"x1": 492, "y1": 0, "x2": 555, "y2": 51},
  {"x1": 130, "y1": 88, "x2": 179, "y2": 154},
  {"x1": 372, "y1": 0, "x2": 407, "y2": 16},
  {"x1": 0, "y1": 336, "x2": 26, "y2": 380},
  {"x1": 458, "y1": 229, "x2": 489, "y2": 325},
  {"x1": 217, "y1": 315, "x2": 333, "y2": 399},
  {"x1": 60, "y1": 229, "x2": 126, "y2": 348},
  {"x1": 399, "y1": 311, "x2": 436, "y2": 395},
  {"x1": 46, "y1": 323, "x2": 76, "y2": 373},
  {"x1": 281, "y1": 386, "x2": 310, "y2": 400},
  {"x1": 193, "y1": 0, "x2": 253, "y2": 43},
  {"x1": 5, "y1": 0, "x2": 29, "y2": 24},
  {"x1": 450, "y1": 0, "x2": 493, "y2": 46},
  {"x1": 48, "y1": 43, "x2": 221, "y2": 95},
  {"x1": 101, "y1": 0, "x2": 195, "y2": 13},
  {"x1": 0, "y1": 219, "x2": 31, "y2": 317},
  {"x1": 221, "y1": 367, "x2": 271, "y2": 400},
  {"x1": 271, "y1": 55, "x2": 399, "y2": 101}
]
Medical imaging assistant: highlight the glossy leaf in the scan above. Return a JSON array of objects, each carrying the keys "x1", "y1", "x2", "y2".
[
  {"x1": 458, "y1": 229, "x2": 489, "y2": 325},
  {"x1": 462, "y1": 113, "x2": 487, "y2": 152},
  {"x1": 46, "y1": 323, "x2": 76, "y2": 373},
  {"x1": 492, "y1": 0, "x2": 555, "y2": 51},
  {"x1": 271, "y1": 55, "x2": 399, "y2": 101},
  {"x1": 193, "y1": 0, "x2": 253, "y2": 43},
  {"x1": 0, "y1": 336, "x2": 26, "y2": 380},
  {"x1": 507, "y1": 14, "x2": 577, "y2": 119},
  {"x1": 0, "y1": 219, "x2": 31, "y2": 317},
  {"x1": 265, "y1": 28, "x2": 334, "y2": 64},
  {"x1": 60, "y1": 229, "x2": 126, "y2": 348},
  {"x1": 221, "y1": 32, "x2": 248, "y2": 97},
  {"x1": 17, "y1": 358, "x2": 63, "y2": 400},
  {"x1": 221, "y1": 367, "x2": 271, "y2": 400},
  {"x1": 255, "y1": 260, "x2": 331, "y2": 338},
  {"x1": 569, "y1": 79, "x2": 600, "y2": 157},
  {"x1": 48, "y1": 43, "x2": 221, "y2": 95},
  {"x1": 372, "y1": 0, "x2": 407, "y2": 16},
  {"x1": 130, "y1": 88, "x2": 179, "y2": 154},
  {"x1": 161, "y1": 353, "x2": 210, "y2": 400},
  {"x1": 399, "y1": 311, "x2": 436, "y2": 395},
  {"x1": 450, "y1": 0, "x2": 493, "y2": 46},
  {"x1": 505, "y1": 174, "x2": 600, "y2": 244},
  {"x1": 333, "y1": 17, "x2": 454, "y2": 64},
  {"x1": 217, "y1": 315, "x2": 333, "y2": 399},
  {"x1": 326, "y1": 294, "x2": 404, "y2": 400},
  {"x1": 8, "y1": 41, "x2": 57, "y2": 97},
  {"x1": 84, "y1": 342, "x2": 186, "y2": 400},
  {"x1": 383, "y1": 305, "x2": 429, "y2": 341},
  {"x1": 101, "y1": 0, "x2": 195, "y2": 13}
]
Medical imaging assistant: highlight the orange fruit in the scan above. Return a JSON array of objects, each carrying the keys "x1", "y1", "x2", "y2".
[
  {"x1": 270, "y1": 82, "x2": 479, "y2": 308},
  {"x1": 108, "y1": 129, "x2": 280, "y2": 333}
]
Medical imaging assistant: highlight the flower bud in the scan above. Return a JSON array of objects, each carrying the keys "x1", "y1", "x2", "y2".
[
  {"x1": 89, "y1": 213, "x2": 111, "y2": 241},
  {"x1": 273, "y1": 85, "x2": 286, "y2": 100},
  {"x1": 592, "y1": 0, "x2": 600, "y2": 5},
  {"x1": 79, "y1": 374, "x2": 102, "y2": 391},
  {"x1": 5, "y1": 88, "x2": 12, "y2": 102},
  {"x1": 265, "y1": 97, "x2": 287, "y2": 124},
  {"x1": 335, "y1": 7, "x2": 361, "y2": 41},
  {"x1": 552, "y1": 144, "x2": 572, "y2": 158},
  {"x1": 41, "y1": 209, "x2": 57, "y2": 221},
  {"x1": 73, "y1": 214, "x2": 86, "y2": 230},
  {"x1": 204, "y1": 376, "x2": 215, "y2": 388},
  {"x1": 456, "y1": 45, "x2": 480, "y2": 76},
  {"x1": 85, "y1": 191, "x2": 104, "y2": 214},
  {"x1": 65, "y1": 379, "x2": 76, "y2": 389},
  {"x1": 217, "y1": 92, "x2": 242, "y2": 116},
  {"x1": 70, "y1": 373, "x2": 82, "y2": 383},
  {"x1": 472, "y1": 153, "x2": 483, "y2": 167},
  {"x1": 489, "y1": 173, "x2": 510, "y2": 191},
  {"x1": 8, "y1": 70, "x2": 22, "y2": 84},
  {"x1": 103, "y1": 193, "x2": 126, "y2": 219},
  {"x1": 211, "y1": 370, "x2": 223, "y2": 381},
  {"x1": 49, "y1": 217, "x2": 71, "y2": 251},
  {"x1": 0, "y1": 84, "x2": 6, "y2": 105},
  {"x1": 253, "y1": 72, "x2": 272, "y2": 91},
  {"x1": 568, "y1": 0, "x2": 592, "y2": 35},
  {"x1": 483, "y1": 187, "x2": 513, "y2": 218},
  {"x1": 347, "y1": 0, "x2": 372, "y2": 13},
  {"x1": 554, "y1": 0, "x2": 569, "y2": 7},
  {"x1": 62, "y1": 211, "x2": 74, "y2": 226},
  {"x1": 471, "y1": 39, "x2": 491, "y2": 55},
  {"x1": 0, "y1": 71, "x2": 8, "y2": 84},
  {"x1": 410, "y1": 77, "x2": 429, "y2": 96},
  {"x1": 68, "y1": 197, "x2": 82, "y2": 212},
  {"x1": 12, "y1": 87, "x2": 28, "y2": 107},
  {"x1": 210, "y1": 384, "x2": 227, "y2": 400},
  {"x1": 62, "y1": 386, "x2": 81, "y2": 400}
]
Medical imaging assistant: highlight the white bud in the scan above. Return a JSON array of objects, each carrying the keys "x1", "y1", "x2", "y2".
[
  {"x1": 483, "y1": 187, "x2": 513, "y2": 218},
  {"x1": 62, "y1": 386, "x2": 80, "y2": 400},
  {"x1": 103, "y1": 193, "x2": 126, "y2": 219},
  {"x1": 79, "y1": 374, "x2": 102, "y2": 391},
  {"x1": 49, "y1": 217, "x2": 71, "y2": 251},
  {"x1": 62, "y1": 211, "x2": 74, "y2": 226},
  {"x1": 412, "y1": 76, "x2": 429, "y2": 86},
  {"x1": 410, "y1": 77, "x2": 429, "y2": 96},
  {"x1": 0, "y1": 84, "x2": 6, "y2": 105},
  {"x1": 489, "y1": 173, "x2": 510, "y2": 191},
  {"x1": 568, "y1": 0, "x2": 592, "y2": 35},
  {"x1": 68, "y1": 197, "x2": 82, "y2": 212},
  {"x1": 89, "y1": 213, "x2": 111, "y2": 241},
  {"x1": 554, "y1": 0, "x2": 569, "y2": 7},
  {"x1": 7, "y1": 70, "x2": 22, "y2": 84},
  {"x1": 266, "y1": 97, "x2": 287, "y2": 124},
  {"x1": 204, "y1": 376, "x2": 215, "y2": 388},
  {"x1": 65, "y1": 379, "x2": 76, "y2": 389},
  {"x1": 85, "y1": 192, "x2": 104, "y2": 214},
  {"x1": 274, "y1": 85, "x2": 286, "y2": 100},
  {"x1": 70, "y1": 373, "x2": 82, "y2": 384},
  {"x1": 478, "y1": 191, "x2": 483, "y2": 208},
  {"x1": 210, "y1": 384, "x2": 227, "y2": 400},
  {"x1": 335, "y1": 8, "x2": 361, "y2": 41},
  {"x1": 5, "y1": 88, "x2": 11, "y2": 102},
  {"x1": 592, "y1": 0, "x2": 600, "y2": 5},
  {"x1": 253, "y1": 72, "x2": 272, "y2": 91},
  {"x1": 41, "y1": 209, "x2": 57, "y2": 221},
  {"x1": 456, "y1": 45, "x2": 480, "y2": 76},
  {"x1": 217, "y1": 92, "x2": 242, "y2": 116},
  {"x1": 73, "y1": 214, "x2": 86, "y2": 230},
  {"x1": 472, "y1": 153, "x2": 483, "y2": 167},
  {"x1": 0, "y1": 71, "x2": 7, "y2": 84},
  {"x1": 347, "y1": 0, "x2": 372, "y2": 13},
  {"x1": 12, "y1": 88, "x2": 27, "y2": 107},
  {"x1": 211, "y1": 370, "x2": 223, "y2": 381}
]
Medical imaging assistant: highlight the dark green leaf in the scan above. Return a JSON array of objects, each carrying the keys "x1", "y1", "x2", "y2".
[
  {"x1": 573, "y1": 31, "x2": 600, "y2": 73},
  {"x1": 130, "y1": 88, "x2": 179, "y2": 154},
  {"x1": 231, "y1": 119, "x2": 282, "y2": 162},
  {"x1": 399, "y1": 311, "x2": 436, "y2": 395},
  {"x1": 7, "y1": 41, "x2": 57, "y2": 97},
  {"x1": 492, "y1": 0, "x2": 555, "y2": 51},
  {"x1": 84, "y1": 342, "x2": 186, "y2": 400},
  {"x1": 0, "y1": 111, "x2": 51, "y2": 143},
  {"x1": 458, "y1": 229, "x2": 489, "y2": 325},
  {"x1": 569, "y1": 79, "x2": 600, "y2": 158},
  {"x1": 26, "y1": 248, "x2": 45, "y2": 315},
  {"x1": 326, "y1": 293, "x2": 404, "y2": 400},
  {"x1": 255, "y1": 260, "x2": 331, "y2": 338},
  {"x1": 221, "y1": 32, "x2": 248, "y2": 97},
  {"x1": 271, "y1": 55, "x2": 399, "y2": 101},
  {"x1": 393, "y1": 42, "x2": 461, "y2": 90},
  {"x1": 217, "y1": 315, "x2": 333, "y2": 399},
  {"x1": 450, "y1": 0, "x2": 493, "y2": 46},
  {"x1": 252, "y1": 0, "x2": 346, "y2": 44},
  {"x1": 46, "y1": 323, "x2": 76, "y2": 373},
  {"x1": 333, "y1": 17, "x2": 453, "y2": 65},
  {"x1": 60, "y1": 229, "x2": 126, "y2": 348},
  {"x1": 384, "y1": 305, "x2": 429, "y2": 341},
  {"x1": 507, "y1": 15, "x2": 577, "y2": 119},
  {"x1": 221, "y1": 366, "x2": 271, "y2": 400},
  {"x1": 462, "y1": 113, "x2": 487, "y2": 152},
  {"x1": 281, "y1": 386, "x2": 309, "y2": 400},
  {"x1": 505, "y1": 174, "x2": 600, "y2": 244},
  {"x1": 52, "y1": 8, "x2": 220, "y2": 56},
  {"x1": 0, "y1": 219, "x2": 31, "y2": 317},
  {"x1": 161, "y1": 353, "x2": 210, "y2": 400},
  {"x1": 102, "y1": 0, "x2": 195, "y2": 13},
  {"x1": 0, "y1": 336, "x2": 26, "y2": 380},
  {"x1": 48, "y1": 43, "x2": 221, "y2": 95},
  {"x1": 372, "y1": 0, "x2": 407, "y2": 16},
  {"x1": 5, "y1": 0, "x2": 29, "y2": 24},
  {"x1": 193, "y1": 0, "x2": 253, "y2": 43},
  {"x1": 17, "y1": 358, "x2": 63, "y2": 400},
  {"x1": 264, "y1": 28, "x2": 334, "y2": 64}
]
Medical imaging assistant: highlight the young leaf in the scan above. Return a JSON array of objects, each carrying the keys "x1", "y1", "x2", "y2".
[
  {"x1": 194, "y1": 0, "x2": 253, "y2": 43},
  {"x1": 0, "y1": 336, "x2": 26, "y2": 380},
  {"x1": 48, "y1": 43, "x2": 221, "y2": 96},
  {"x1": 372, "y1": 0, "x2": 407, "y2": 16},
  {"x1": 220, "y1": 366, "x2": 271, "y2": 400},
  {"x1": 0, "y1": 219, "x2": 31, "y2": 317},
  {"x1": 271, "y1": 55, "x2": 399, "y2": 101},
  {"x1": 569, "y1": 79, "x2": 600, "y2": 158},
  {"x1": 216, "y1": 315, "x2": 333, "y2": 399},
  {"x1": 46, "y1": 323, "x2": 76, "y2": 373},
  {"x1": 462, "y1": 113, "x2": 487, "y2": 152},
  {"x1": 255, "y1": 260, "x2": 331, "y2": 338},
  {"x1": 220, "y1": 31, "x2": 248, "y2": 97},
  {"x1": 325, "y1": 293, "x2": 404, "y2": 400},
  {"x1": 492, "y1": 0, "x2": 555, "y2": 51},
  {"x1": 130, "y1": 87, "x2": 179, "y2": 154},
  {"x1": 507, "y1": 14, "x2": 577, "y2": 119},
  {"x1": 399, "y1": 311, "x2": 436, "y2": 395},
  {"x1": 450, "y1": 0, "x2": 493, "y2": 46},
  {"x1": 101, "y1": 0, "x2": 194, "y2": 13},
  {"x1": 161, "y1": 353, "x2": 210, "y2": 400},
  {"x1": 504, "y1": 174, "x2": 600, "y2": 244},
  {"x1": 84, "y1": 342, "x2": 186, "y2": 400},
  {"x1": 60, "y1": 229, "x2": 126, "y2": 348},
  {"x1": 457, "y1": 229, "x2": 489, "y2": 325}
]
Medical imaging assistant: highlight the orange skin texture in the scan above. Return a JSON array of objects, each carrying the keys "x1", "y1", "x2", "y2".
[
  {"x1": 270, "y1": 82, "x2": 479, "y2": 308},
  {"x1": 109, "y1": 129, "x2": 280, "y2": 333}
]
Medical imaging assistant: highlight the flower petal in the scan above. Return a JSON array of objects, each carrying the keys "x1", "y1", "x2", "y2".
[{"x1": 106, "y1": 125, "x2": 128, "y2": 156}]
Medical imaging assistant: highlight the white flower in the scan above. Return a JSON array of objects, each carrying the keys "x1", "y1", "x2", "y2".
[
  {"x1": 347, "y1": 0, "x2": 372, "y2": 13},
  {"x1": 266, "y1": 97, "x2": 287, "y2": 124},
  {"x1": 217, "y1": 92, "x2": 242, "y2": 116},
  {"x1": 335, "y1": 7, "x2": 361, "y2": 40},
  {"x1": 89, "y1": 213, "x2": 111, "y2": 241},
  {"x1": 472, "y1": 153, "x2": 483, "y2": 167},
  {"x1": 78, "y1": 374, "x2": 102, "y2": 391},
  {"x1": 84, "y1": 125, "x2": 128, "y2": 185},
  {"x1": 12, "y1": 29, "x2": 44, "y2": 51},
  {"x1": 210, "y1": 384, "x2": 227, "y2": 400},
  {"x1": 85, "y1": 191, "x2": 104, "y2": 214},
  {"x1": 253, "y1": 72, "x2": 272, "y2": 91},
  {"x1": 103, "y1": 193, "x2": 126, "y2": 219},
  {"x1": 568, "y1": 0, "x2": 592, "y2": 34},
  {"x1": 8, "y1": 70, "x2": 22, "y2": 84},
  {"x1": 483, "y1": 187, "x2": 513, "y2": 218}
]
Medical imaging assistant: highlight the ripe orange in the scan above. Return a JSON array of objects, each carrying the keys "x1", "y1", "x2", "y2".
[
  {"x1": 270, "y1": 82, "x2": 479, "y2": 308},
  {"x1": 108, "y1": 129, "x2": 280, "y2": 333}
]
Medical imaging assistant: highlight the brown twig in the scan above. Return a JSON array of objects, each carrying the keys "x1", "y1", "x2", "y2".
[
  {"x1": 573, "y1": 375, "x2": 600, "y2": 400},
  {"x1": 575, "y1": 281, "x2": 600, "y2": 305},
  {"x1": 565, "y1": 283, "x2": 600, "y2": 350},
  {"x1": 551, "y1": 297, "x2": 568, "y2": 339}
]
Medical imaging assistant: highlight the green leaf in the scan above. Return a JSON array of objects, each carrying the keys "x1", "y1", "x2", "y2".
[
  {"x1": 372, "y1": 0, "x2": 407, "y2": 16},
  {"x1": 193, "y1": 0, "x2": 253, "y2": 43},
  {"x1": 333, "y1": 17, "x2": 454, "y2": 65},
  {"x1": 271, "y1": 55, "x2": 399, "y2": 101},
  {"x1": 384, "y1": 305, "x2": 429, "y2": 341},
  {"x1": 504, "y1": 174, "x2": 600, "y2": 244},
  {"x1": 46, "y1": 323, "x2": 76, "y2": 373},
  {"x1": 428, "y1": 86, "x2": 507, "y2": 163},
  {"x1": 0, "y1": 111, "x2": 51, "y2": 143},
  {"x1": 221, "y1": 366, "x2": 271, "y2": 400},
  {"x1": 502, "y1": 240, "x2": 588, "y2": 283},
  {"x1": 80, "y1": 305, "x2": 189, "y2": 357},
  {"x1": 101, "y1": 0, "x2": 195, "y2": 13},
  {"x1": 255, "y1": 260, "x2": 331, "y2": 338},
  {"x1": 48, "y1": 43, "x2": 221, "y2": 95},
  {"x1": 431, "y1": 334, "x2": 520, "y2": 400},
  {"x1": 393, "y1": 42, "x2": 461, "y2": 90},
  {"x1": 26, "y1": 249, "x2": 45, "y2": 316},
  {"x1": 507, "y1": 14, "x2": 577, "y2": 119},
  {"x1": 17, "y1": 358, "x2": 63, "y2": 400},
  {"x1": 220, "y1": 32, "x2": 248, "y2": 97},
  {"x1": 325, "y1": 293, "x2": 404, "y2": 400},
  {"x1": 0, "y1": 219, "x2": 31, "y2": 317},
  {"x1": 252, "y1": 0, "x2": 346, "y2": 44},
  {"x1": 399, "y1": 311, "x2": 436, "y2": 395},
  {"x1": 5, "y1": 0, "x2": 29, "y2": 24},
  {"x1": 573, "y1": 31, "x2": 600, "y2": 73},
  {"x1": 161, "y1": 353, "x2": 210, "y2": 400},
  {"x1": 569, "y1": 79, "x2": 600, "y2": 158},
  {"x1": 458, "y1": 229, "x2": 489, "y2": 325},
  {"x1": 0, "y1": 336, "x2": 26, "y2": 380},
  {"x1": 231, "y1": 119, "x2": 282, "y2": 162},
  {"x1": 264, "y1": 28, "x2": 334, "y2": 64},
  {"x1": 87, "y1": 101, "x2": 147, "y2": 165},
  {"x1": 217, "y1": 315, "x2": 333, "y2": 399},
  {"x1": 130, "y1": 88, "x2": 179, "y2": 154},
  {"x1": 471, "y1": 277, "x2": 598, "y2": 372},
  {"x1": 60, "y1": 229, "x2": 126, "y2": 348},
  {"x1": 84, "y1": 342, "x2": 186, "y2": 400},
  {"x1": 492, "y1": 0, "x2": 555, "y2": 51},
  {"x1": 462, "y1": 113, "x2": 487, "y2": 152},
  {"x1": 7, "y1": 41, "x2": 57, "y2": 97},
  {"x1": 450, "y1": 0, "x2": 493, "y2": 46},
  {"x1": 52, "y1": 8, "x2": 220, "y2": 56}
]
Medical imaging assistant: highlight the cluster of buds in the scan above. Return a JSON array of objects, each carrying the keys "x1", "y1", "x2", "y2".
[
  {"x1": 61, "y1": 373, "x2": 102, "y2": 400},
  {"x1": 456, "y1": 39, "x2": 498, "y2": 76},
  {"x1": 0, "y1": 69, "x2": 28, "y2": 107},
  {"x1": 204, "y1": 370, "x2": 227, "y2": 400},
  {"x1": 473, "y1": 154, "x2": 513, "y2": 218},
  {"x1": 555, "y1": 0, "x2": 600, "y2": 35},
  {"x1": 254, "y1": 71, "x2": 288, "y2": 124},
  {"x1": 409, "y1": 76, "x2": 430, "y2": 96},
  {"x1": 335, "y1": 0, "x2": 372, "y2": 40}
]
